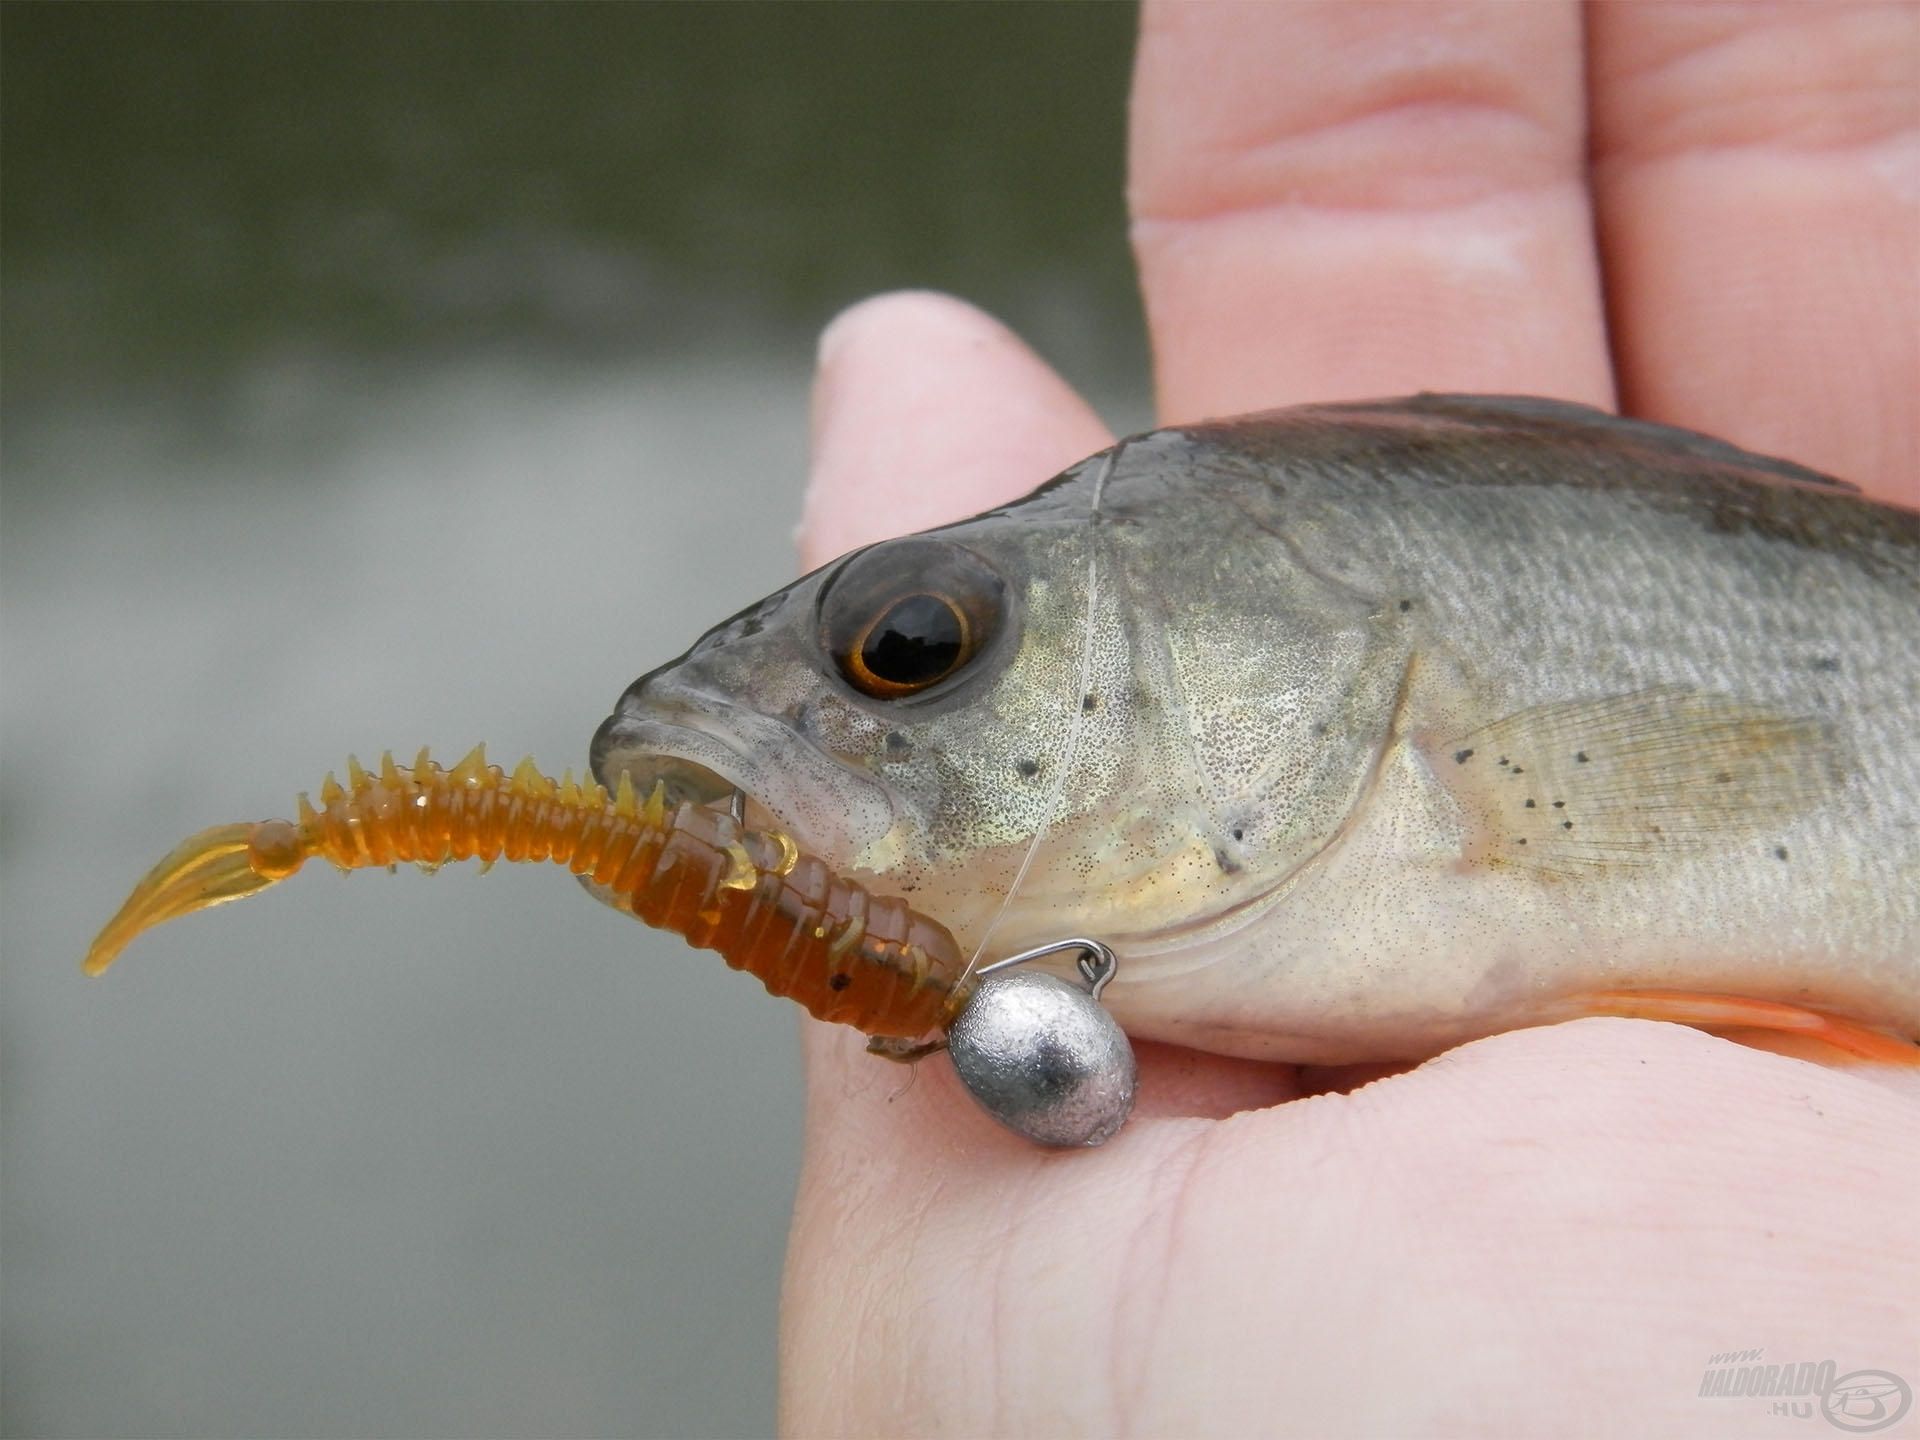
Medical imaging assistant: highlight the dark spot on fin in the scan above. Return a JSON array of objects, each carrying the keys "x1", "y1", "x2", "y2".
[{"x1": 1436, "y1": 686, "x2": 1850, "y2": 880}]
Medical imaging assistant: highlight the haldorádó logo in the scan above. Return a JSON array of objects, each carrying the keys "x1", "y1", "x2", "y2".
[
  {"x1": 1697, "y1": 1352, "x2": 1911, "y2": 1433},
  {"x1": 1823, "y1": 1371, "x2": 1913, "y2": 1434}
]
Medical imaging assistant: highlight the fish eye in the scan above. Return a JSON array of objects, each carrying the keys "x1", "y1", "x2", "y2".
[
  {"x1": 850, "y1": 592, "x2": 970, "y2": 694},
  {"x1": 820, "y1": 540, "x2": 1006, "y2": 700}
]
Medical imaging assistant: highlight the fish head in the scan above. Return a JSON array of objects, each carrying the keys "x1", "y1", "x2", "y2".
[
  {"x1": 593, "y1": 433, "x2": 1414, "y2": 959},
  {"x1": 591, "y1": 494, "x2": 1100, "y2": 945}
]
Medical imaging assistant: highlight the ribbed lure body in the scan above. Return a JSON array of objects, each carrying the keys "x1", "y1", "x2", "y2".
[{"x1": 85, "y1": 747, "x2": 969, "y2": 1040}]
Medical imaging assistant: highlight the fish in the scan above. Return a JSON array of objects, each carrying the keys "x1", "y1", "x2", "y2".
[
  {"x1": 89, "y1": 395, "x2": 1920, "y2": 1072},
  {"x1": 590, "y1": 394, "x2": 1920, "y2": 1066}
]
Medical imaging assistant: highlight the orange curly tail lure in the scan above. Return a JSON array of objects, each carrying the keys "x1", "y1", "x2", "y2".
[{"x1": 84, "y1": 745, "x2": 972, "y2": 1040}]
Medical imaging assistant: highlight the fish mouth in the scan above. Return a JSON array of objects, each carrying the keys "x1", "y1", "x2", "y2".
[
  {"x1": 609, "y1": 751, "x2": 747, "y2": 812},
  {"x1": 590, "y1": 716, "x2": 776, "y2": 835},
  {"x1": 601, "y1": 750, "x2": 797, "y2": 846},
  {"x1": 590, "y1": 697, "x2": 894, "y2": 864}
]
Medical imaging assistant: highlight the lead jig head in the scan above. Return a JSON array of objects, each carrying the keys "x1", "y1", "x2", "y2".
[{"x1": 946, "y1": 940, "x2": 1137, "y2": 1147}]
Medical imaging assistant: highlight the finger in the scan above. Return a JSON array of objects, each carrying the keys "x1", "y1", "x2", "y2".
[
  {"x1": 793, "y1": 289, "x2": 1112, "y2": 1150},
  {"x1": 1590, "y1": 2, "x2": 1920, "y2": 506},
  {"x1": 1130, "y1": 0, "x2": 1614, "y2": 421},
  {"x1": 783, "y1": 294, "x2": 1303, "y2": 1434},
  {"x1": 786, "y1": 291, "x2": 1108, "y2": 1432}
]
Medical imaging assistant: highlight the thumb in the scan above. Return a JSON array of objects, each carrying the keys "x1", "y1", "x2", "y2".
[{"x1": 793, "y1": 288, "x2": 1112, "y2": 1156}]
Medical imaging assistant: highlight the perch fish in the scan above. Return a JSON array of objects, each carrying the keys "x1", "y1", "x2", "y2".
[{"x1": 89, "y1": 396, "x2": 1920, "y2": 1073}]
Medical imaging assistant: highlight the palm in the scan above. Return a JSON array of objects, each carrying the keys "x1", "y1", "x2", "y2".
[{"x1": 782, "y1": 5, "x2": 1919, "y2": 1435}]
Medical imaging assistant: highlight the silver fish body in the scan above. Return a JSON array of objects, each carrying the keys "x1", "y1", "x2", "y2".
[{"x1": 593, "y1": 396, "x2": 1919, "y2": 1064}]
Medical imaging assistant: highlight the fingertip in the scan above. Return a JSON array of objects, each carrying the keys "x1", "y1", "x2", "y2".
[
  {"x1": 812, "y1": 288, "x2": 1001, "y2": 376},
  {"x1": 801, "y1": 290, "x2": 1113, "y2": 570}
]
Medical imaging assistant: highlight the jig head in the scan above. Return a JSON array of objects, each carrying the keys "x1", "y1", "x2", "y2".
[{"x1": 947, "y1": 939, "x2": 1137, "y2": 1147}]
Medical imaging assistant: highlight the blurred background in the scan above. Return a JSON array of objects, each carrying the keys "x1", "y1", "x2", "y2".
[{"x1": 1, "y1": 6, "x2": 1148, "y2": 1437}]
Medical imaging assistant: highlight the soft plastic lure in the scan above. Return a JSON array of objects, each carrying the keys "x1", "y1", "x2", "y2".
[{"x1": 84, "y1": 745, "x2": 972, "y2": 1041}]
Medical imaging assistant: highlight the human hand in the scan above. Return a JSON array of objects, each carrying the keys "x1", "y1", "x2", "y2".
[{"x1": 781, "y1": 5, "x2": 1919, "y2": 1435}]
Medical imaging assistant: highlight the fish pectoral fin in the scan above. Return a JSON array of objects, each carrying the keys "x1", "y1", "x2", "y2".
[
  {"x1": 1560, "y1": 989, "x2": 1920, "y2": 1067},
  {"x1": 1435, "y1": 686, "x2": 1850, "y2": 879}
]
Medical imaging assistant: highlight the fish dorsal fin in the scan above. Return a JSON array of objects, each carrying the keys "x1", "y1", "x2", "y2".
[
  {"x1": 1379, "y1": 394, "x2": 1860, "y2": 493},
  {"x1": 1436, "y1": 687, "x2": 1851, "y2": 879}
]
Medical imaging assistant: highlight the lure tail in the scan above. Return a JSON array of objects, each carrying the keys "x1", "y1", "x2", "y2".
[
  {"x1": 84, "y1": 746, "x2": 969, "y2": 1039},
  {"x1": 84, "y1": 823, "x2": 301, "y2": 976}
]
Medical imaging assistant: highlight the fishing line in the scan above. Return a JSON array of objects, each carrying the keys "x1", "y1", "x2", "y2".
[{"x1": 960, "y1": 439, "x2": 1122, "y2": 984}]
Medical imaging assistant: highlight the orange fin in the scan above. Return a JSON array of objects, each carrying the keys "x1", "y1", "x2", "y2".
[{"x1": 1565, "y1": 989, "x2": 1920, "y2": 1067}]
